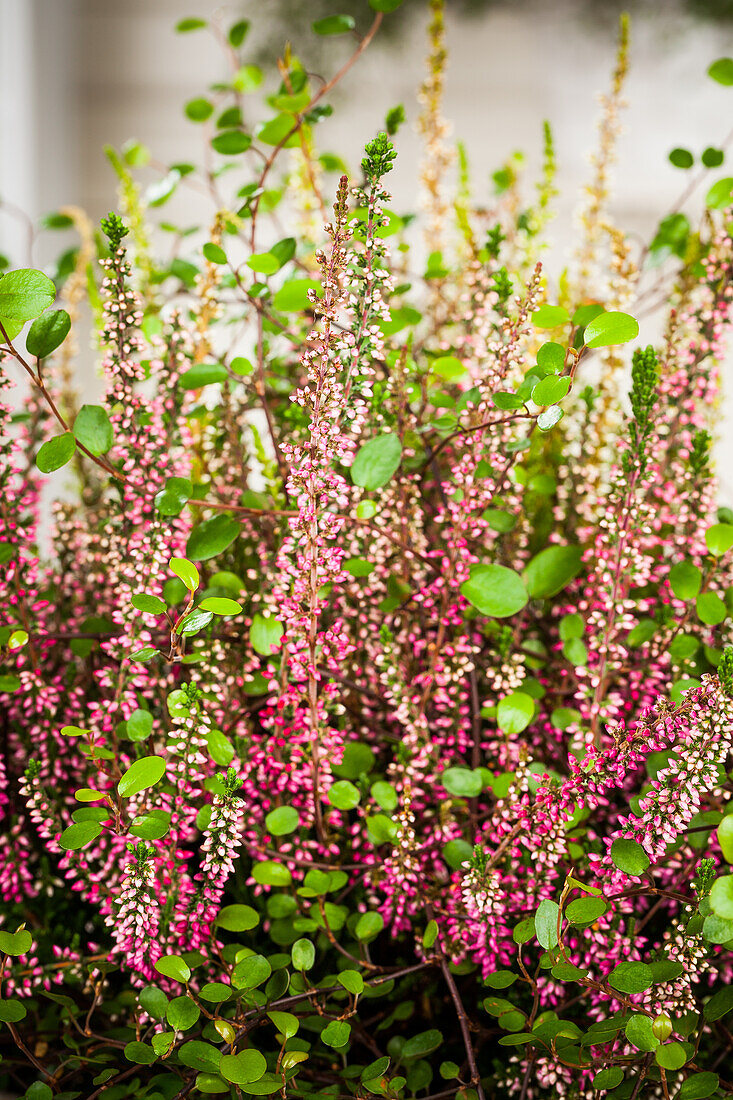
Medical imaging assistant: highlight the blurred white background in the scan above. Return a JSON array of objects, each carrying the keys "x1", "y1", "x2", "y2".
[{"x1": 1, "y1": 0, "x2": 733, "y2": 489}]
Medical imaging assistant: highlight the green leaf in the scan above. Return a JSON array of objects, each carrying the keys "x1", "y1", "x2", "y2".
[
  {"x1": 180, "y1": 362, "x2": 228, "y2": 388},
  {"x1": 679, "y1": 1073, "x2": 719, "y2": 1100},
  {"x1": 59, "y1": 820, "x2": 102, "y2": 850},
  {"x1": 155, "y1": 954, "x2": 191, "y2": 983},
  {"x1": 402, "y1": 1029, "x2": 443, "y2": 1059},
  {"x1": 199, "y1": 982, "x2": 233, "y2": 1002},
  {"x1": 268, "y1": 1010, "x2": 299, "y2": 1037},
  {"x1": 669, "y1": 147, "x2": 694, "y2": 169},
  {"x1": 72, "y1": 404, "x2": 114, "y2": 457},
  {"x1": 592, "y1": 1068, "x2": 624, "y2": 1090},
  {"x1": 26, "y1": 309, "x2": 70, "y2": 357},
  {"x1": 363, "y1": 1056, "x2": 390, "y2": 1080},
  {"x1": 37, "y1": 432, "x2": 76, "y2": 473},
  {"x1": 233, "y1": 64, "x2": 262, "y2": 93},
  {"x1": 535, "y1": 899, "x2": 560, "y2": 949},
  {"x1": 708, "y1": 57, "x2": 733, "y2": 85},
  {"x1": 497, "y1": 692, "x2": 534, "y2": 734},
  {"x1": 211, "y1": 130, "x2": 251, "y2": 155},
  {"x1": 291, "y1": 938, "x2": 315, "y2": 971},
  {"x1": 220, "y1": 1050, "x2": 267, "y2": 1085},
  {"x1": 460, "y1": 564, "x2": 528, "y2": 618},
  {"x1": 130, "y1": 809, "x2": 170, "y2": 840},
  {"x1": 583, "y1": 310, "x2": 639, "y2": 348},
  {"x1": 272, "y1": 278, "x2": 321, "y2": 313},
  {"x1": 187, "y1": 514, "x2": 239, "y2": 561},
  {"x1": 0, "y1": 929, "x2": 32, "y2": 956},
  {"x1": 710, "y1": 875, "x2": 733, "y2": 919},
  {"x1": 432, "y1": 355, "x2": 466, "y2": 380},
  {"x1": 170, "y1": 556, "x2": 199, "y2": 590},
  {"x1": 351, "y1": 433, "x2": 402, "y2": 490},
  {"x1": 185, "y1": 97, "x2": 213, "y2": 122},
  {"x1": 265, "y1": 806, "x2": 300, "y2": 836},
  {"x1": 669, "y1": 561, "x2": 702, "y2": 600},
  {"x1": 117, "y1": 755, "x2": 166, "y2": 798},
  {"x1": 565, "y1": 896, "x2": 607, "y2": 924},
  {"x1": 247, "y1": 252, "x2": 280, "y2": 275},
  {"x1": 178, "y1": 1040, "x2": 221, "y2": 1072},
  {"x1": 697, "y1": 592, "x2": 727, "y2": 625},
  {"x1": 322, "y1": 1020, "x2": 351, "y2": 1048},
  {"x1": 155, "y1": 476, "x2": 192, "y2": 516},
  {"x1": 0, "y1": 998, "x2": 27, "y2": 1023},
  {"x1": 166, "y1": 995, "x2": 200, "y2": 1031},
  {"x1": 0, "y1": 268, "x2": 55, "y2": 327},
  {"x1": 202, "y1": 242, "x2": 227, "y2": 265},
  {"x1": 355, "y1": 911, "x2": 384, "y2": 941},
  {"x1": 532, "y1": 304, "x2": 570, "y2": 328},
  {"x1": 625, "y1": 1014, "x2": 659, "y2": 1052},
  {"x1": 706, "y1": 177, "x2": 733, "y2": 210},
  {"x1": 132, "y1": 593, "x2": 166, "y2": 615},
  {"x1": 531, "y1": 375, "x2": 570, "y2": 405},
  {"x1": 610, "y1": 837, "x2": 650, "y2": 876},
  {"x1": 703, "y1": 985, "x2": 733, "y2": 1021},
  {"x1": 441, "y1": 767, "x2": 483, "y2": 797},
  {"x1": 537, "y1": 341, "x2": 565, "y2": 372},
  {"x1": 703, "y1": 146, "x2": 725, "y2": 168},
  {"x1": 370, "y1": 0, "x2": 404, "y2": 10},
  {"x1": 178, "y1": 609, "x2": 213, "y2": 636},
  {"x1": 250, "y1": 612, "x2": 284, "y2": 656},
  {"x1": 718, "y1": 816, "x2": 733, "y2": 862},
  {"x1": 313, "y1": 14, "x2": 355, "y2": 33},
  {"x1": 232, "y1": 954, "x2": 272, "y2": 989},
  {"x1": 176, "y1": 17, "x2": 207, "y2": 31},
  {"x1": 217, "y1": 904, "x2": 259, "y2": 932},
  {"x1": 523, "y1": 544, "x2": 582, "y2": 598},
  {"x1": 124, "y1": 1041, "x2": 157, "y2": 1064},
  {"x1": 229, "y1": 20, "x2": 250, "y2": 47},
  {"x1": 327, "y1": 779, "x2": 360, "y2": 810},
  {"x1": 706, "y1": 523, "x2": 733, "y2": 556},
  {"x1": 257, "y1": 115, "x2": 300, "y2": 147},
  {"x1": 199, "y1": 596, "x2": 242, "y2": 616},
  {"x1": 656, "y1": 1042, "x2": 688, "y2": 1070},
  {"x1": 252, "y1": 861, "x2": 291, "y2": 887},
  {"x1": 608, "y1": 961, "x2": 654, "y2": 994}
]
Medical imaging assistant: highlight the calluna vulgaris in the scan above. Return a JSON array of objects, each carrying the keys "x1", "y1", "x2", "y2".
[{"x1": 2, "y1": 4, "x2": 733, "y2": 1099}]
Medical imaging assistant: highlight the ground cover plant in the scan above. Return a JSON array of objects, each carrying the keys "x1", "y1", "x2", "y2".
[{"x1": 2, "y1": 2, "x2": 733, "y2": 1097}]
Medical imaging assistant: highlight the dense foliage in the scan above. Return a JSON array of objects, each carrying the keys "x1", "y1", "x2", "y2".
[{"x1": 2, "y1": 4, "x2": 733, "y2": 1098}]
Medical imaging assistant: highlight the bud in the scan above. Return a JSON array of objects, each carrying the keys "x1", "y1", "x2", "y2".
[{"x1": 652, "y1": 1012, "x2": 673, "y2": 1041}]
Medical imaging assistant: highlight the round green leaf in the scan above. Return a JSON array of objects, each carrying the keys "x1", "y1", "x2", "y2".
[
  {"x1": 703, "y1": 146, "x2": 725, "y2": 168},
  {"x1": 178, "y1": 1040, "x2": 221, "y2": 1072},
  {"x1": 217, "y1": 904, "x2": 259, "y2": 932},
  {"x1": 355, "y1": 911, "x2": 384, "y2": 941},
  {"x1": 0, "y1": 929, "x2": 32, "y2": 956},
  {"x1": 327, "y1": 779, "x2": 360, "y2": 810},
  {"x1": 291, "y1": 938, "x2": 315, "y2": 971},
  {"x1": 0, "y1": 268, "x2": 55, "y2": 325},
  {"x1": 697, "y1": 592, "x2": 727, "y2": 625},
  {"x1": 441, "y1": 767, "x2": 482, "y2": 797},
  {"x1": 531, "y1": 375, "x2": 570, "y2": 406},
  {"x1": 497, "y1": 691, "x2": 534, "y2": 734},
  {"x1": 170, "y1": 556, "x2": 199, "y2": 590},
  {"x1": 656, "y1": 1042, "x2": 688, "y2": 1070},
  {"x1": 0, "y1": 998, "x2": 26, "y2": 1023},
  {"x1": 532, "y1": 304, "x2": 569, "y2": 329},
  {"x1": 565, "y1": 896, "x2": 607, "y2": 924},
  {"x1": 186, "y1": 514, "x2": 239, "y2": 561},
  {"x1": 706, "y1": 523, "x2": 733, "y2": 556},
  {"x1": 155, "y1": 954, "x2": 191, "y2": 983},
  {"x1": 610, "y1": 837, "x2": 650, "y2": 876},
  {"x1": 537, "y1": 341, "x2": 565, "y2": 372},
  {"x1": 59, "y1": 820, "x2": 102, "y2": 850},
  {"x1": 583, "y1": 310, "x2": 639, "y2": 348},
  {"x1": 272, "y1": 278, "x2": 321, "y2": 312},
  {"x1": 199, "y1": 596, "x2": 242, "y2": 615},
  {"x1": 669, "y1": 561, "x2": 702, "y2": 600},
  {"x1": 124, "y1": 1041, "x2": 157, "y2": 1064},
  {"x1": 402, "y1": 1029, "x2": 443, "y2": 1059},
  {"x1": 180, "y1": 362, "x2": 227, "y2": 388},
  {"x1": 523, "y1": 544, "x2": 582, "y2": 598},
  {"x1": 265, "y1": 805, "x2": 300, "y2": 836},
  {"x1": 313, "y1": 14, "x2": 355, "y2": 34},
  {"x1": 669, "y1": 147, "x2": 694, "y2": 169},
  {"x1": 625, "y1": 1013, "x2": 659, "y2": 1052},
  {"x1": 351, "y1": 433, "x2": 402, "y2": 491},
  {"x1": 117, "y1": 755, "x2": 166, "y2": 798},
  {"x1": 252, "y1": 861, "x2": 291, "y2": 887},
  {"x1": 166, "y1": 995, "x2": 200, "y2": 1031},
  {"x1": 73, "y1": 404, "x2": 114, "y2": 456},
  {"x1": 608, "y1": 961, "x2": 654, "y2": 994},
  {"x1": 132, "y1": 593, "x2": 166, "y2": 615},
  {"x1": 708, "y1": 57, "x2": 733, "y2": 85},
  {"x1": 185, "y1": 97, "x2": 213, "y2": 122},
  {"x1": 211, "y1": 130, "x2": 251, "y2": 155},
  {"x1": 460, "y1": 564, "x2": 528, "y2": 618},
  {"x1": 718, "y1": 816, "x2": 733, "y2": 862},
  {"x1": 26, "y1": 309, "x2": 70, "y2": 358},
  {"x1": 592, "y1": 1068, "x2": 624, "y2": 1090},
  {"x1": 36, "y1": 432, "x2": 76, "y2": 473},
  {"x1": 220, "y1": 1050, "x2": 267, "y2": 1085},
  {"x1": 706, "y1": 177, "x2": 733, "y2": 210},
  {"x1": 250, "y1": 612, "x2": 284, "y2": 656},
  {"x1": 710, "y1": 875, "x2": 733, "y2": 919},
  {"x1": 679, "y1": 1073, "x2": 719, "y2": 1100}
]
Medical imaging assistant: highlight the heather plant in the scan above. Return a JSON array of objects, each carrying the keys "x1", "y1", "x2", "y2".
[{"x1": 2, "y1": 4, "x2": 733, "y2": 1099}]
